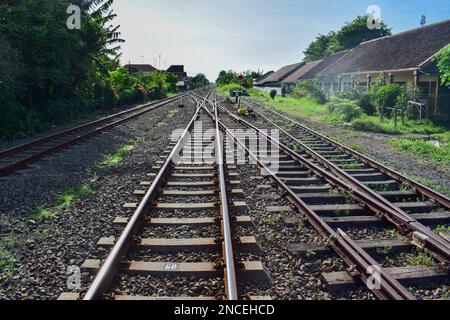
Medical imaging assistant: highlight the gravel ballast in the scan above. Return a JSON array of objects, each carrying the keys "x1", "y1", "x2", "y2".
[
  {"x1": 0, "y1": 99, "x2": 197, "y2": 300},
  {"x1": 244, "y1": 98, "x2": 450, "y2": 195}
]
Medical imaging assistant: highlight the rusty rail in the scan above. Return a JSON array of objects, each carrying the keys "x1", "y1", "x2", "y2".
[
  {"x1": 0, "y1": 94, "x2": 185, "y2": 177},
  {"x1": 197, "y1": 93, "x2": 415, "y2": 300},
  {"x1": 245, "y1": 99, "x2": 450, "y2": 210},
  {"x1": 243, "y1": 104, "x2": 450, "y2": 261},
  {"x1": 83, "y1": 91, "x2": 209, "y2": 300},
  {"x1": 212, "y1": 95, "x2": 238, "y2": 300}
]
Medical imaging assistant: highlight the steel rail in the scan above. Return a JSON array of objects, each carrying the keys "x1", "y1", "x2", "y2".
[
  {"x1": 245, "y1": 98, "x2": 450, "y2": 210},
  {"x1": 0, "y1": 95, "x2": 186, "y2": 177},
  {"x1": 212, "y1": 96, "x2": 238, "y2": 300},
  {"x1": 83, "y1": 91, "x2": 208, "y2": 300},
  {"x1": 199, "y1": 95, "x2": 415, "y2": 300},
  {"x1": 222, "y1": 101, "x2": 450, "y2": 261},
  {"x1": 0, "y1": 94, "x2": 183, "y2": 159}
]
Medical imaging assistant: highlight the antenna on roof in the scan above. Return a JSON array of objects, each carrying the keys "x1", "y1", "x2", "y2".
[{"x1": 420, "y1": 15, "x2": 426, "y2": 26}]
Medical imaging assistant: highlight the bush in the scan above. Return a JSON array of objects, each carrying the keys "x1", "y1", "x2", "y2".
[
  {"x1": 326, "y1": 98, "x2": 363, "y2": 122},
  {"x1": 358, "y1": 92, "x2": 376, "y2": 116},
  {"x1": 291, "y1": 80, "x2": 326, "y2": 103},
  {"x1": 334, "y1": 87, "x2": 362, "y2": 100},
  {"x1": 334, "y1": 87, "x2": 376, "y2": 116},
  {"x1": 247, "y1": 88, "x2": 266, "y2": 97},
  {"x1": 368, "y1": 81, "x2": 422, "y2": 119},
  {"x1": 399, "y1": 83, "x2": 421, "y2": 119},
  {"x1": 270, "y1": 89, "x2": 277, "y2": 100},
  {"x1": 369, "y1": 83, "x2": 403, "y2": 117}
]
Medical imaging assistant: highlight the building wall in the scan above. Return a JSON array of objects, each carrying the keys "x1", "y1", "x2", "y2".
[
  {"x1": 254, "y1": 86, "x2": 283, "y2": 96},
  {"x1": 318, "y1": 71, "x2": 444, "y2": 114}
]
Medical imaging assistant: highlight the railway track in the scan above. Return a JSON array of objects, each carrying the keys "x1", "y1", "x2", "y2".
[
  {"x1": 242, "y1": 98, "x2": 450, "y2": 253},
  {"x1": 207, "y1": 91, "x2": 449, "y2": 300},
  {"x1": 59, "y1": 89, "x2": 270, "y2": 300},
  {"x1": 0, "y1": 94, "x2": 185, "y2": 177}
]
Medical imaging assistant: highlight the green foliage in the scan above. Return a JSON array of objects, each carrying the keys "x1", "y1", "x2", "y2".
[
  {"x1": 368, "y1": 80, "x2": 421, "y2": 118},
  {"x1": 334, "y1": 87, "x2": 376, "y2": 116},
  {"x1": 370, "y1": 83, "x2": 403, "y2": 116},
  {"x1": 434, "y1": 225, "x2": 450, "y2": 235},
  {"x1": 433, "y1": 44, "x2": 450, "y2": 88},
  {"x1": 0, "y1": 0, "x2": 122, "y2": 139},
  {"x1": 389, "y1": 138, "x2": 450, "y2": 163},
  {"x1": 401, "y1": 249, "x2": 435, "y2": 267},
  {"x1": 0, "y1": 234, "x2": 20, "y2": 272},
  {"x1": 303, "y1": 33, "x2": 334, "y2": 62},
  {"x1": 217, "y1": 83, "x2": 244, "y2": 96},
  {"x1": 58, "y1": 185, "x2": 93, "y2": 207},
  {"x1": 270, "y1": 90, "x2": 277, "y2": 100},
  {"x1": 351, "y1": 115, "x2": 446, "y2": 135},
  {"x1": 326, "y1": 98, "x2": 363, "y2": 122},
  {"x1": 99, "y1": 142, "x2": 135, "y2": 168},
  {"x1": 401, "y1": 84, "x2": 422, "y2": 119},
  {"x1": 216, "y1": 70, "x2": 239, "y2": 86},
  {"x1": 0, "y1": 1, "x2": 178, "y2": 141},
  {"x1": 216, "y1": 70, "x2": 262, "y2": 89},
  {"x1": 291, "y1": 80, "x2": 326, "y2": 104},
  {"x1": 188, "y1": 73, "x2": 209, "y2": 89},
  {"x1": 26, "y1": 207, "x2": 57, "y2": 221},
  {"x1": 303, "y1": 15, "x2": 391, "y2": 61},
  {"x1": 26, "y1": 183, "x2": 93, "y2": 222},
  {"x1": 351, "y1": 117, "x2": 400, "y2": 134}
]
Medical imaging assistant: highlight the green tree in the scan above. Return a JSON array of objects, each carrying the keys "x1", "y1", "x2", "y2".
[
  {"x1": 433, "y1": 44, "x2": 450, "y2": 88},
  {"x1": 331, "y1": 15, "x2": 391, "y2": 52},
  {"x1": 303, "y1": 15, "x2": 391, "y2": 61},
  {"x1": 188, "y1": 73, "x2": 209, "y2": 89},
  {"x1": 216, "y1": 70, "x2": 238, "y2": 86},
  {"x1": 0, "y1": 0, "x2": 125, "y2": 139},
  {"x1": 303, "y1": 33, "x2": 334, "y2": 62}
]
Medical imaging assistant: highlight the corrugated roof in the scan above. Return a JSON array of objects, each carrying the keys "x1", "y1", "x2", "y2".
[
  {"x1": 300, "y1": 51, "x2": 349, "y2": 79},
  {"x1": 283, "y1": 60, "x2": 322, "y2": 84},
  {"x1": 254, "y1": 71, "x2": 274, "y2": 85},
  {"x1": 126, "y1": 64, "x2": 158, "y2": 73},
  {"x1": 319, "y1": 19, "x2": 450, "y2": 76},
  {"x1": 258, "y1": 62, "x2": 304, "y2": 84}
]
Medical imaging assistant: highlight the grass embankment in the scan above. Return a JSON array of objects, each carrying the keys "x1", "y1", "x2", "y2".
[
  {"x1": 389, "y1": 132, "x2": 450, "y2": 164},
  {"x1": 227, "y1": 87, "x2": 447, "y2": 136},
  {"x1": 232, "y1": 88, "x2": 449, "y2": 165},
  {"x1": 218, "y1": 85, "x2": 450, "y2": 194}
]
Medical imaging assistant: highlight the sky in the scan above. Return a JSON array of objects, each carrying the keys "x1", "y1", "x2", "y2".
[{"x1": 112, "y1": 0, "x2": 450, "y2": 81}]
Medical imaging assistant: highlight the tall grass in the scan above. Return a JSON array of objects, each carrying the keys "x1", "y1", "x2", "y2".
[
  {"x1": 250, "y1": 93, "x2": 328, "y2": 120},
  {"x1": 217, "y1": 83, "x2": 244, "y2": 96},
  {"x1": 389, "y1": 138, "x2": 450, "y2": 163},
  {"x1": 352, "y1": 116, "x2": 447, "y2": 135}
]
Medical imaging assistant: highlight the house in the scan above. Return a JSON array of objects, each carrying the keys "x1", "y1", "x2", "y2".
[
  {"x1": 299, "y1": 51, "x2": 350, "y2": 81},
  {"x1": 282, "y1": 60, "x2": 323, "y2": 88},
  {"x1": 254, "y1": 71, "x2": 274, "y2": 85},
  {"x1": 167, "y1": 65, "x2": 188, "y2": 82},
  {"x1": 125, "y1": 64, "x2": 158, "y2": 74},
  {"x1": 254, "y1": 62, "x2": 304, "y2": 95},
  {"x1": 317, "y1": 19, "x2": 450, "y2": 115}
]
